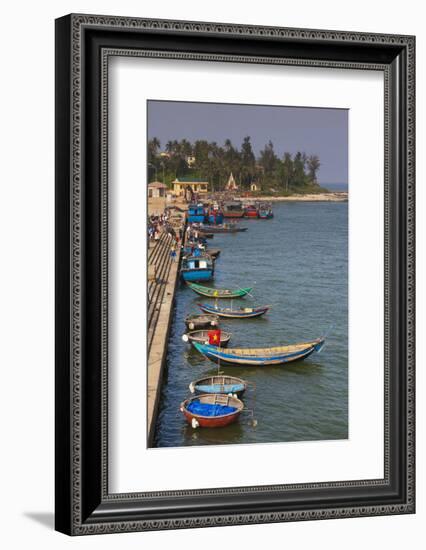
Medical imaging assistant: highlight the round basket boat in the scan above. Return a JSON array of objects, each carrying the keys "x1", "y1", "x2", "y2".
[
  {"x1": 189, "y1": 375, "x2": 247, "y2": 396},
  {"x1": 180, "y1": 393, "x2": 244, "y2": 428},
  {"x1": 184, "y1": 313, "x2": 219, "y2": 331},
  {"x1": 183, "y1": 330, "x2": 231, "y2": 347}
]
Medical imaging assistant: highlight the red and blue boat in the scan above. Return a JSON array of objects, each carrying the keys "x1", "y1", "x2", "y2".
[
  {"x1": 193, "y1": 337, "x2": 325, "y2": 366},
  {"x1": 180, "y1": 393, "x2": 244, "y2": 428}
]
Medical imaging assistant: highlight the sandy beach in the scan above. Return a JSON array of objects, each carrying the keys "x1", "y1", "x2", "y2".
[{"x1": 245, "y1": 192, "x2": 348, "y2": 202}]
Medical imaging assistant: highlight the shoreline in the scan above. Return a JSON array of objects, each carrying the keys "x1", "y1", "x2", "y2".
[{"x1": 240, "y1": 192, "x2": 348, "y2": 203}]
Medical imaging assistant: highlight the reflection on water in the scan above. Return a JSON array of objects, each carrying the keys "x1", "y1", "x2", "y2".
[{"x1": 154, "y1": 202, "x2": 348, "y2": 448}]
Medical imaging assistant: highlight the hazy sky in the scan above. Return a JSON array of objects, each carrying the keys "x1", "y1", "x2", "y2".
[{"x1": 147, "y1": 100, "x2": 348, "y2": 185}]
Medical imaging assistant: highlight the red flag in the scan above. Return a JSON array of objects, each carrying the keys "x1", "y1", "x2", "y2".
[{"x1": 208, "y1": 329, "x2": 221, "y2": 346}]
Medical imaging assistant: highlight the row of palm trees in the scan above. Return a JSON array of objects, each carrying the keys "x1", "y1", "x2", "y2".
[{"x1": 148, "y1": 136, "x2": 323, "y2": 193}]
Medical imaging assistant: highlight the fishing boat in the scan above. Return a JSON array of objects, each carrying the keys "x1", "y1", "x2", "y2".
[
  {"x1": 181, "y1": 256, "x2": 214, "y2": 282},
  {"x1": 223, "y1": 200, "x2": 245, "y2": 218},
  {"x1": 258, "y1": 203, "x2": 273, "y2": 219},
  {"x1": 180, "y1": 393, "x2": 244, "y2": 428},
  {"x1": 189, "y1": 375, "x2": 247, "y2": 396},
  {"x1": 197, "y1": 223, "x2": 248, "y2": 234},
  {"x1": 198, "y1": 302, "x2": 270, "y2": 319},
  {"x1": 187, "y1": 204, "x2": 206, "y2": 223},
  {"x1": 186, "y1": 282, "x2": 252, "y2": 298},
  {"x1": 207, "y1": 210, "x2": 224, "y2": 225},
  {"x1": 185, "y1": 313, "x2": 219, "y2": 330},
  {"x1": 244, "y1": 204, "x2": 259, "y2": 218},
  {"x1": 193, "y1": 337, "x2": 325, "y2": 366},
  {"x1": 182, "y1": 329, "x2": 231, "y2": 347}
]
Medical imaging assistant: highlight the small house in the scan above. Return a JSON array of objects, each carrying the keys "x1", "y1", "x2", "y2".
[{"x1": 148, "y1": 181, "x2": 167, "y2": 198}]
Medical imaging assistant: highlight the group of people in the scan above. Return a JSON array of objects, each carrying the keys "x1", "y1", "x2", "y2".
[
  {"x1": 148, "y1": 210, "x2": 185, "y2": 263},
  {"x1": 148, "y1": 212, "x2": 171, "y2": 241}
]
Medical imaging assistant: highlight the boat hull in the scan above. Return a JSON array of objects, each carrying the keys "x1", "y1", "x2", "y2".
[
  {"x1": 184, "y1": 330, "x2": 231, "y2": 347},
  {"x1": 181, "y1": 269, "x2": 213, "y2": 282},
  {"x1": 223, "y1": 212, "x2": 245, "y2": 218},
  {"x1": 180, "y1": 394, "x2": 243, "y2": 428},
  {"x1": 186, "y1": 282, "x2": 252, "y2": 298},
  {"x1": 198, "y1": 303, "x2": 269, "y2": 318},
  {"x1": 189, "y1": 375, "x2": 247, "y2": 396},
  {"x1": 185, "y1": 314, "x2": 219, "y2": 330},
  {"x1": 188, "y1": 214, "x2": 206, "y2": 223},
  {"x1": 193, "y1": 338, "x2": 325, "y2": 366}
]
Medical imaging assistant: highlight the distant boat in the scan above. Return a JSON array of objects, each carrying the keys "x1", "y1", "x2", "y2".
[
  {"x1": 186, "y1": 282, "x2": 252, "y2": 298},
  {"x1": 185, "y1": 313, "x2": 219, "y2": 330},
  {"x1": 189, "y1": 375, "x2": 247, "y2": 396},
  {"x1": 197, "y1": 223, "x2": 247, "y2": 234},
  {"x1": 198, "y1": 302, "x2": 270, "y2": 319},
  {"x1": 180, "y1": 393, "x2": 244, "y2": 428},
  {"x1": 258, "y1": 205, "x2": 273, "y2": 219},
  {"x1": 193, "y1": 337, "x2": 325, "y2": 366},
  {"x1": 223, "y1": 200, "x2": 245, "y2": 218},
  {"x1": 187, "y1": 204, "x2": 206, "y2": 223},
  {"x1": 244, "y1": 204, "x2": 259, "y2": 218},
  {"x1": 181, "y1": 256, "x2": 214, "y2": 282},
  {"x1": 182, "y1": 329, "x2": 231, "y2": 347},
  {"x1": 207, "y1": 210, "x2": 224, "y2": 225}
]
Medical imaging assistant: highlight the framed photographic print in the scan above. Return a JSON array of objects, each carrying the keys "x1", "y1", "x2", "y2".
[{"x1": 55, "y1": 14, "x2": 415, "y2": 535}]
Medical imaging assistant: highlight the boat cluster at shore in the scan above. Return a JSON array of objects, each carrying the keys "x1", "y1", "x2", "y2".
[{"x1": 176, "y1": 199, "x2": 325, "y2": 430}]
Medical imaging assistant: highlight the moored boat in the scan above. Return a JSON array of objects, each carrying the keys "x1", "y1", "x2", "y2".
[
  {"x1": 223, "y1": 200, "x2": 245, "y2": 218},
  {"x1": 198, "y1": 302, "x2": 270, "y2": 319},
  {"x1": 182, "y1": 329, "x2": 231, "y2": 347},
  {"x1": 180, "y1": 393, "x2": 244, "y2": 428},
  {"x1": 193, "y1": 337, "x2": 325, "y2": 366},
  {"x1": 189, "y1": 375, "x2": 247, "y2": 396},
  {"x1": 244, "y1": 204, "x2": 259, "y2": 218},
  {"x1": 197, "y1": 223, "x2": 247, "y2": 234},
  {"x1": 186, "y1": 282, "x2": 252, "y2": 298},
  {"x1": 258, "y1": 204, "x2": 273, "y2": 219},
  {"x1": 185, "y1": 313, "x2": 219, "y2": 330},
  {"x1": 187, "y1": 204, "x2": 206, "y2": 223},
  {"x1": 181, "y1": 256, "x2": 214, "y2": 282}
]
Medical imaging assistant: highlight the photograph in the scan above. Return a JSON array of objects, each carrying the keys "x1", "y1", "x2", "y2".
[{"x1": 147, "y1": 100, "x2": 349, "y2": 448}]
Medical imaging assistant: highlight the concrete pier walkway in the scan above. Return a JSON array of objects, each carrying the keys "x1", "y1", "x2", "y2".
[{"x1": 147, "y1": 220, "x2": 184, "y2": 446}]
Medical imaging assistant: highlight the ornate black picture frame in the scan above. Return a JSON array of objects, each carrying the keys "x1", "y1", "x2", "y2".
[{"x1": 55, "y1": 14, "x2": 415, "y2": 535}]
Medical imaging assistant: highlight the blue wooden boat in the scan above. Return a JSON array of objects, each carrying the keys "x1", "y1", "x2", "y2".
[
  {"x1": 188, "y1": 204, "x2": 206, "y2": 223},
  {"x1": 193, "y1": 337, "x2": 325, "y2": 366},
  {"x1": 189, "y1": 375, "x2": 247, "y2": 396},
  {"x1": 208, "y1": 211, "x2": 224, "y2": 224},
  {"x1": 181, "y1": 256, "x2": 214, "y2": 282},
  {"x1": 198, "y1": 302, "x2": 269, "y2": 319}
]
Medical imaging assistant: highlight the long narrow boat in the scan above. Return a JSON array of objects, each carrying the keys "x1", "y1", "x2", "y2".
[
  {"x1": 189, "y1": 375, "x2": 247, "y2": 396},
  {"x1": 182, "y1": 330, "x2": 231, "y2": 347},
  {"x1": 186, "y1": 282, "x2": 252, "y2": 298},
  {"x1": 180, "y1": 393, "x2": 244, "y2": 428},
  {"x1": 198, "y1": 224, "x2": 248, "y2": 234},
  {"x1": 198, "y1": 302, "x2": 269, "y2": 319},
  {"x1": 193, "y1": 338, "x2": 325, "y2": 366}
]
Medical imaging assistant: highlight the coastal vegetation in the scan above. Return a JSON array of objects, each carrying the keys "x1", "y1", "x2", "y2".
[{"x1": 148, "y1": 137, "x2": 328, "y2": 194}]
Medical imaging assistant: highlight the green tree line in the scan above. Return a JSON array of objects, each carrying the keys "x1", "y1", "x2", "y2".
[{"x1": 148, "y1": 136, "x2": 326, "y2": 194}]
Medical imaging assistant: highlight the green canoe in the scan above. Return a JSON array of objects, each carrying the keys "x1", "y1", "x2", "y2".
[{"x1": 186, "y1": 282, "x2": 252, "y2": 298}]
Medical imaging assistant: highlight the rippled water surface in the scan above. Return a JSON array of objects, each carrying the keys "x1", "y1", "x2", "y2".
[{"x1": 154, "y1": 201, "x2": 348, "y2": 447}]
